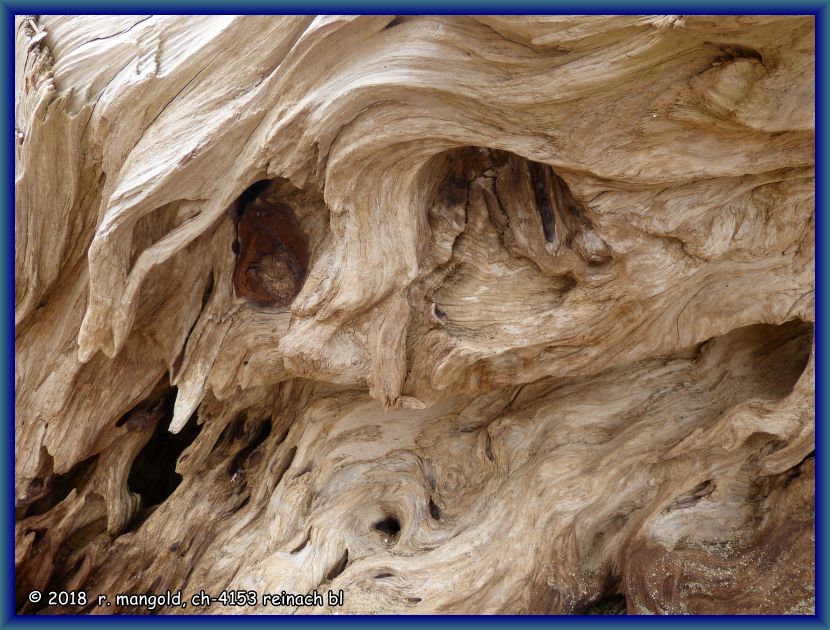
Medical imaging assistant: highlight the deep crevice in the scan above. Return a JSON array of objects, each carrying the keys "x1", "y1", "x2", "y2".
[
  {"x1": 227, "y1": 418, "x2": 272, "y2": 477},
  {"x1": 290, "y1": 530, "x2": 311, "y2": 554},
  {"x1": 711, "y1": 42, "x2": 764, "y2": 65},
  {"x1": 322, "y1": 549, "x2": 349, "y2": 583},
  {"x1": 527, "y1": 161, "x2": 557, "y2": 244},
  {"x1": 227, "y1": 495, "x2": 250, "y2": 516},
  {"x1": 210, "y1": 413, "x2": 247, "y2": 457},
  {"x1": 783, "y1": 451, "x2": 815, "y2": 487},
  {"x1": 23, "y1": 454, "x2": 99, "y2": 518},
  {"x1": 272, "y1": 446, "x2": 297, "y2": 487},
  {"x1": 429, "y1": 498, "x2": 442, "y2": 520},
  {"x1": 201, "y1": 271, "x2": 214, "y2": 309},
  {"x1": 127, "y1": 404, "x2": 201, "y2": 509},
  {"x1": 484, "y1": 433, "x2": 495, "y2": 462}
]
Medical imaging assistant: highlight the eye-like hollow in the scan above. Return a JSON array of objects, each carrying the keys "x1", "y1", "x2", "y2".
[{"x1": 232, "y1": 185, "x2": 310, "y2": 308}]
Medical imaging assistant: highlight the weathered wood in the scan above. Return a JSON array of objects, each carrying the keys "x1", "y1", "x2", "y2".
[{"x1": 15, "y1": 15, "x2": 814, "y2": 614}]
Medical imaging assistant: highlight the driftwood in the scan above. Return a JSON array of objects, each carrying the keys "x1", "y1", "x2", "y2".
[{"x1": 15, "y1": 15, "x2": 814, "y2": 614}]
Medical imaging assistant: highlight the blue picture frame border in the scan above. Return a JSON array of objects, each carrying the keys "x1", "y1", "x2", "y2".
[{"x1": 2, "y1": 3, "x2": 826, "y2": 627}]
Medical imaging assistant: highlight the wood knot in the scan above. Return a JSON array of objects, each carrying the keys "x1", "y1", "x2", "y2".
[{"x1": 233, "y1": 197, "x2": 310, "y2": 307}]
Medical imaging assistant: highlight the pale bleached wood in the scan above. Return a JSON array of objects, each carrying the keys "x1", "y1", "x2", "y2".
[{"x1": 15, "y1": 15, "x2": 814, "y2": 614}]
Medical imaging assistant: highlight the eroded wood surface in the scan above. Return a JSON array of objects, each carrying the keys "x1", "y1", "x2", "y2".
[{"x1": 14, "y1": 15, "x2": 814, "y2": 614}]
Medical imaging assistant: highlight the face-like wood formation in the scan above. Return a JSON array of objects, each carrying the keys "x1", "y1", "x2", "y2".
[{"x1": 13, "y1": 14, "x2": 814, "y2": 616}]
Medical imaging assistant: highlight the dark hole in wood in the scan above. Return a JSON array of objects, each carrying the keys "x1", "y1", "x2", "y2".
[
  {"x1": 235, "y1": 179, "x2": 270, "y2": 219},
  {"x1": 442, "y1": 176, "x2": 468, "y2": 207},
  {"x1": 229, "y1": 412, "x2": 248, "y2": 441},
  {"x1": 712, "y1": 42, "x2": 764, "y2": 64},
  {"x1": 233, "y1": 181, "x2": 310, "y2": 308},
  {"x1": 212, "y1": 413, "x2": 247, "y2": 456},
  {"x1": 374, "y1": 515, "x2": 401, "y2": 539},
  {"x1": 127, "y1": 395, "x2": 201, "y2": 508},
  {"x1": 428, "y1": 498, "x2": 441, "y2": 520},
  {"x1": 23, "y1": 455, "x2": 99, "y2": 518}
]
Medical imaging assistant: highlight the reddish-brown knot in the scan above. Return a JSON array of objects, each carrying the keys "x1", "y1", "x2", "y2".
[{"x1": 233, "y1": 199, "x2": 310, "y2": 307}]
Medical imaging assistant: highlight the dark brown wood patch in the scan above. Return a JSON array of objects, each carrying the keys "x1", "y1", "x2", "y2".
[{"x1": 233, "y1": 198, "x2": 310, "y2": 307}]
